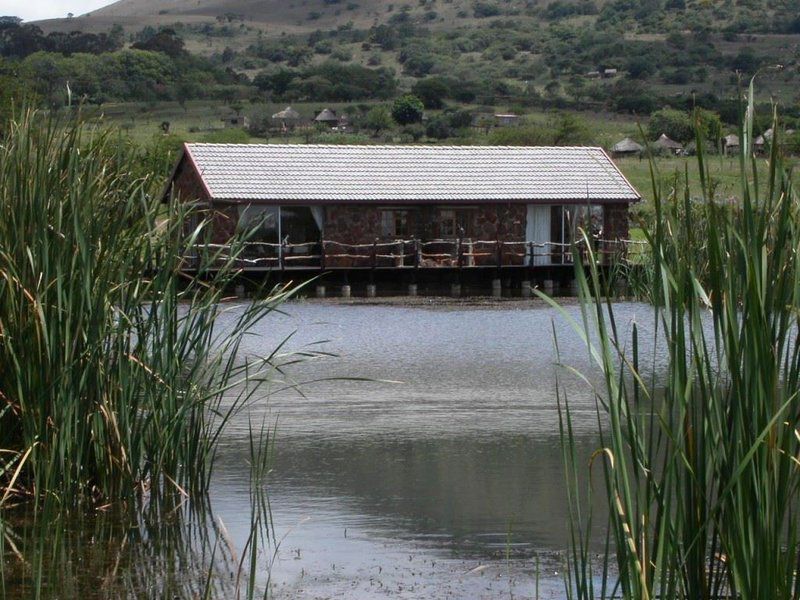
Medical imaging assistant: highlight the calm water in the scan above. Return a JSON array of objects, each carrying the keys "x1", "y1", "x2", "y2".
[
  {"x1": 207, "y1": 300, "x2": 661, "y2": 599},
  {"x1": 3, "y1": 300, "x2": 665, "y2": 599}
]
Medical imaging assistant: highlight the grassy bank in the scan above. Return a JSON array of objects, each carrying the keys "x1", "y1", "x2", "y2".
[{"x1": 557, "y1": 92, "x2": 800, "y2": 598}]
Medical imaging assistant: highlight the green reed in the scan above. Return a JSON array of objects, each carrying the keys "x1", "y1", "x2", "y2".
[
  {"x1": 0, "y1": 109, "x2": 296, "y2": 509},
  {"x1": 553, "y1": 82, "x2": 800, "y2": 599}
]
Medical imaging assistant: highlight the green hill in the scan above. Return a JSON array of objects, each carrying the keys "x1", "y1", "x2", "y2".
[
  {"x1": 2, "y1": 0, "x2": 797, "y2": 146},
  {"x1": 33, "y1": 0, "x2": 799, "y2": 106}
]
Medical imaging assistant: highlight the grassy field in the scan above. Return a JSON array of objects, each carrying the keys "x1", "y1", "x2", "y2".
[
  {"x1": 82, "y1": 100, "x2": 798, "y2": 211},
  {"x1": 617, "y1": 154, "x2": 800, "y2": 204},
  {"x1": 88, "y1": 99, "x2": 643, "y2": 143}
]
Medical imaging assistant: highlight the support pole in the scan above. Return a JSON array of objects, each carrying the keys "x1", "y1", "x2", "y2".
[{"x1": 492, "y1": 278, "x2": 502, "y2": 298}]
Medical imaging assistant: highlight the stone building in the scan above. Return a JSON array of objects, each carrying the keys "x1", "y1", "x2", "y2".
[{"x1": 165, "y1": 144, "x2": 640, "y2": 270}]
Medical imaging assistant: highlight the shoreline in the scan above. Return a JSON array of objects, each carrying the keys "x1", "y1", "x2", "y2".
[{"x1": 285, "y1": 294, "x2": 588, "y2": 310}]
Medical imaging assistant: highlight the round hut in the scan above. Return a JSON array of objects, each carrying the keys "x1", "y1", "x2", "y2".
[
  {"x1": 314, "y1": 108, "x2": 339, "y2": 128},
  {"x1": 653, "y1": 133, "x2": 683, "y2": 155},
  {"x1": 722, "y1": 134, "x2": 740, "y2": 156},
  {"x1": 271, "y1": 106, "x2": 302, "y2": 131},
  {"x1": 612, "y1": 137, "x2": 644, "y2": 157}
]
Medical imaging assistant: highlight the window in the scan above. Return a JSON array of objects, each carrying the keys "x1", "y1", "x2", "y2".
[
  {"x1": 238, "y1": 205, "x2": 279, "y2": 241},
  {"x1": 381, "y1": 209, "x2": 411, "y2": 238},
  {"x1": 437, "y1": 208, "x2": 475, "y2": 238},
  {"x1": 550, "y1": 205, "x2": 604, "y2": 263},
  {"x1": 281, "y1": 207, "x2": 322, "y2": 244}
]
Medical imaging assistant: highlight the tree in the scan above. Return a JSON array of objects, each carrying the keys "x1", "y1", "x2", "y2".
[
  {"x1": 548, "y1": 112, "x2": 592, "y2": 145},
  {"x1": 731, "y1": 47, "x2": 760, "y2": 75},
  {"x1": 647, "y1": 107, "x2": 722, "y2": 144},
  {"x1": 411, "y1": 77, "x2": 449, "y2": 109},
  {"x1": 0, "y1": 60, "x2": 25, "y2": 133},
  {"x1": 694, "y1": 107, "x2": 722, "y2": 143},
  {"x1": 626, "y1": 56, "x2": 654, "y2": 80},
  {"x1": 365, "y1": 105, "x2": 393, "y2": 135},
  {"x1": 426, "y1": 115, "x2": 451, "y2": 139},
  {"x1": 391, "y1": 94, "x2": 424, "y2": 125},
  {"x1": 647, "y1": 108, "x2": 694, "y2": 143},
  {"x1": 132, "y1": 28, "x2": 186, "y2": 58}
]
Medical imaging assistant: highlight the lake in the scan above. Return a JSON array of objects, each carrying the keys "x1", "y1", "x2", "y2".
[
  {"x1": 210, "y1": 300, "x2": 659, "y2": 599},
  {"x1": 3, "y1": 300, "x2": 662, "y2": 599}
]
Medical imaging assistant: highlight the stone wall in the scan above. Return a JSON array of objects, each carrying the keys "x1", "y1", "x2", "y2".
[
  {"x1": 324, "y1": 205, "x2": 383, "y2": 245},
  {"x1": 603, "y1": 202, "x2": 630, "y2": 241},
  {"x1": 170, "y1": 156, "x2": 232, "y2": 244},
  {"x1": 171, "y1": 157, "x2": 207, "y2": 203},
  {"x1": 321, "y1": 203, "x2": 527, "y2": 266},
  {"x1": 474, "y1": 204, "x2": 526, "y2": 241}
]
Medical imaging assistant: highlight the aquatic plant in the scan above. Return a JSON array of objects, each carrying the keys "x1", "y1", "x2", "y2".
[
  {"x1": 555, "y1": 83, "x2": 800, "y2": 599},
  {"x1": 0, "y1": 110, "x2": 296, "y2": 508}
]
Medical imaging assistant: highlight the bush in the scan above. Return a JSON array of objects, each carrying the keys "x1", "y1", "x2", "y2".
[
  {"x1": 391, "y1": 94, "x2": 424, "y2": 125},
  {"x1": 426, "y1": 115, "x2": 452, "y2": 139},
  {"x1": 411, "y1": 77, "x2": 450, "y2": 109},
  {"x1": 365, "y1": 104, "x2": 393, "y2": 134},
  {"x1": 473, "y1": 1, "x2": 501, "y2": 17},
  {"x1": 401, "y1": 124, "x2": 425, "y2": 141},
  {"x1": 447, "y1": 109, "x2": 474, "y2": 129}
]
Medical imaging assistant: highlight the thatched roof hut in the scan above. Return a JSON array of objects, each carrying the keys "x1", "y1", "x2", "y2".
[
  {"x1": 612, "y1": 137, "x2": 644, "y2": 156},
  {"x1": 653, "y1": 133, "x2": 683, "y2": 153},
  {"x1": 272, "y1": 106, "x2": 301, "y2": 121},
  {"x1": 722, "y1": 134, "x2": 739, "y2": 155},
  {"x1": 723, "y1": 133, "x2": 739, "y2": 147},
  {"x1": 314, "y1": 108, "x2": 339, "y2": 125},
  {"x1": 754, "y1": 128, "x2": 771, "y2": 148}
]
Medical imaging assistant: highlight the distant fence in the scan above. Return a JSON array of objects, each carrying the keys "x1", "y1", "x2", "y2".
[{"x1": 182, "y1": 237, "x2": 646, "y2": 271}]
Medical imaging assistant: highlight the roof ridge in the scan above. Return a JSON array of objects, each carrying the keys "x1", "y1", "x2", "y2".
[{"x1": 185, "y1": 143, "x2": 606, "y2": 151}]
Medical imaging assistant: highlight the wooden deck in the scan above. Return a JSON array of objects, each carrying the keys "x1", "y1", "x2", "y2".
[{"x1": 183, "y1": 237, "x2": 638, "y2": 272}]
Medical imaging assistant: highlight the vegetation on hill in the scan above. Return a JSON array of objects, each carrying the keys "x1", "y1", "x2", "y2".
[{"x1": 1, "y1": 0, "x2": 800, "y2": 151}]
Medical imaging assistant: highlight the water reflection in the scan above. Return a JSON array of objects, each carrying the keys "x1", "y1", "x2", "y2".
[
  {"x1": 2, "y1": 501, "x2": 245, "y2": 599},
  {"x1": 210, "y1": 301, "x2": 659, "y2": 597},
  {"x1": 3, "y1": 301, "x2": 662, "y2": 598}
]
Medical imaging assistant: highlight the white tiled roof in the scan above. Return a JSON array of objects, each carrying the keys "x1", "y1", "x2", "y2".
[{"x1": 184, "y1": 144, "x2": 640, "y2": 203}]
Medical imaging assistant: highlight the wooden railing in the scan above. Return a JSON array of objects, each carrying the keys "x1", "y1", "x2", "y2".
[{"x1": 184, "y1": 237, "x2": 644, "y2": 270}]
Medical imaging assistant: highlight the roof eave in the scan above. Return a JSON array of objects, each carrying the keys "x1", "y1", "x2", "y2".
[{"x1": 207, "y1": 196, "x2": 641, "y2": 205}]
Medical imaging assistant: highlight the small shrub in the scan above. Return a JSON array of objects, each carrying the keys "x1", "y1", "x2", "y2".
[{"x1": 391, "y1": 94, "x2": 425, "y2": 125}]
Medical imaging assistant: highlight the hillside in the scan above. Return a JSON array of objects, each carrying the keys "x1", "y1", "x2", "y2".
[
  {"x1": 32, "y1": 0, "x2": 800, "y2": 104},
  {"x1": 40, "y1": 0, "x2": 800, "y2": 40},
  {"x1": 3, "y1": 0, "x2": 797, "y2": 153}
]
